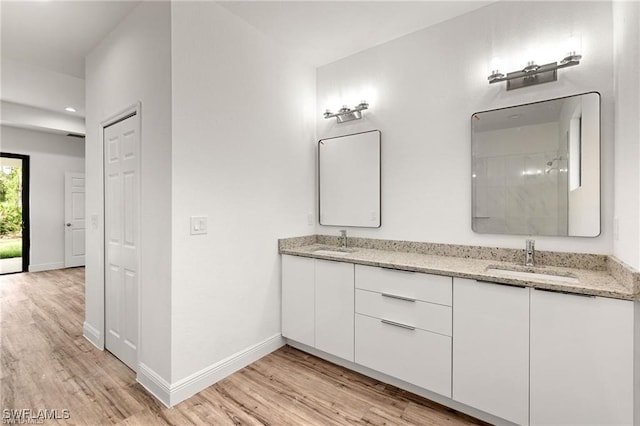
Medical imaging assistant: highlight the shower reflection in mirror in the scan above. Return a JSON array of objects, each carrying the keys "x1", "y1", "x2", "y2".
[{"x1": 471, "y1": 92, "x2": 600, "y2": 237}]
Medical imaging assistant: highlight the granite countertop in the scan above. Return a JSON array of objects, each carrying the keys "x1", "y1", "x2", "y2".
[{"x1": 280, "y1": 242, "x2": 637, "y2": 301}]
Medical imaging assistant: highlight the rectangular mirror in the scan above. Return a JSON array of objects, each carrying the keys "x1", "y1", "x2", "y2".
[
  {"x1": 471, "y1": 92, "x2": 600, "y2": 237},
  {"x1": 319, "y1": 130, "x2": 381, "y2": 227}
]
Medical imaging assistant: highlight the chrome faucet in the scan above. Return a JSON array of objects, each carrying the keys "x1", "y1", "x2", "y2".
[
  {"x1": 339, "y1": 230, "x2": 348, "y2": 248},
  {"x1": 525, "y1": 239, "x2": 535, "y2": 267}
]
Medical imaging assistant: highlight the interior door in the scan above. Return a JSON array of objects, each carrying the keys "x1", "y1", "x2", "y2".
[
  {"x1": 64, "y1": 172, "x2": 86, "y2": 267},
  {"x1": 104, "y1": 114, "x2": 139, "y2": 371}
]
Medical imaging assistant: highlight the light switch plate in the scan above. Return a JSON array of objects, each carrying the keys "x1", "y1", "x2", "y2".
[
  {"x1": 190, "y1": 216, "x2": 208, "y2": 235},
  {"x1": 91, "y1": 214, "x2": 99, "y2": 229}
]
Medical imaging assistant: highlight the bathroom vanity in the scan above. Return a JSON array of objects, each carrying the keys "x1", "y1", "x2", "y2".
[{"x1": 279, "y1": 236, "x2": 639, "y2": 426}]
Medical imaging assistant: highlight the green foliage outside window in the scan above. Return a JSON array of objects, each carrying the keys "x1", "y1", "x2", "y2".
[{"x1": 0, "y1": 167, "x2": 23, "y2": 236}]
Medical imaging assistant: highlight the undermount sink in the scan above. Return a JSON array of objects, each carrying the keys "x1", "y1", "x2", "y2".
[
  {"x1": 486, "y1": 265, "x2": 579, "y2": 284},
  {"x1": 311, "y1": 247, "x2": 357, "y2": 256}
]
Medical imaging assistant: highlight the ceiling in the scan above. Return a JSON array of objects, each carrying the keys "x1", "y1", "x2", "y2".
[
  {"x1": 1, "y1": 1, "x2": 140, "y2": 78},
  {"x1": 218, "y1": 1, "x2": 493, "y2": 67},
  {"x1": 0, "y1": 0, "x2": 492, "y2": 133},
  {"x1": 1, "y1": 1, "x2": 493, "y2": 77}
]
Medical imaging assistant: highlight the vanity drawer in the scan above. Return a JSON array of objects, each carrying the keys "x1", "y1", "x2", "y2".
[
  {"x1": 355, "y1": 265, "x2": 452, "y2": 306},
  {"x1": 355, "y1": 313, "x2": 452, "y2": 397},
  {"x1": 355, "y1": 289, "x2": 452, "y2": 336}
]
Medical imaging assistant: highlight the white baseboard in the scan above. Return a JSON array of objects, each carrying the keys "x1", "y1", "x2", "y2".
[
  {"x1": 138, "y1": 363, "x2": 172, "y2": 408},
  {"x1": 166, "y1": 333, "x2": 285, "y2": 407},
  {"x1": 82, "y1": 321, "x2": 103, "y2": 349},
  {"x1": 29, "y1": 262, "x2": 65, "y2": 272}
]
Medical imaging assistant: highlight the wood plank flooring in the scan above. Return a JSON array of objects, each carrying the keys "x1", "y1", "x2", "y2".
[{"x1": 1, "y1": 268, "x2": 488, "y2": 425}]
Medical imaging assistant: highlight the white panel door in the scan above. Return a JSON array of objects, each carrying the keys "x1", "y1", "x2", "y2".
[
  {"x1": 104, "y1": 114, "x2": 139, "y2": 371},
  {"x1": 64, "y1": 172, "x2": 86, "y2": 267},
  {"x1": 452, "y1": 278, "x2": 530, "y2": 425},
  {"x1": 315, "y1": 259, "x2": 354, "y2": 361}
]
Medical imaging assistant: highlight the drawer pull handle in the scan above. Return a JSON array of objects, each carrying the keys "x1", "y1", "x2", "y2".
[
  {"x1": 534, "y1": 287, "x2": 596, "y2": 298},
  {"x1": 381, "y1": 267, "x2": 415, "y2": 274},
  {"x1": 381, "y1": 319, "x2": 416, "y2": 330},
  {"x1": 381, "y1": 292, "x2": 416, "y2": 302},
  {"x1": 476, "y1": 280, "x2": 527, "y2": 289}
]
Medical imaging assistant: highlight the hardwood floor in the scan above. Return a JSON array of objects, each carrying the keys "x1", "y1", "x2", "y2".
[{"x1": 1, "y1": 268, "x2": 488, "y2": 425}]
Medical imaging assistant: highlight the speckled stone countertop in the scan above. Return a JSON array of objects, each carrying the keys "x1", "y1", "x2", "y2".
[{"x1": 279, "y1": 235, "x2": 640, "y2": 301}]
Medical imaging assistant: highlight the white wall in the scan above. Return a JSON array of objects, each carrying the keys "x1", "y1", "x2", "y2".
[
  {"x1": 0, "y1": 126, "x2": 84, "y2": 271},
  {"x1": 316, "y1": 1, "x2": 614, "y2": 255},
  {"x1": 613, "y1": 1, "x2": 640, "y2": 269},
  {"x1": 170, "y1": 2, "x2": 316, "y2": 384},
  {"x1": 85, "y1": 2, "x2": 173, "y2": 382}
]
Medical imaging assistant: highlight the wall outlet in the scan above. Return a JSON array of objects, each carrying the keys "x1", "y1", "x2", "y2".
[
  {"x1": 307, "y1": 212, "x2": 314, "y2": 226},
  {"x1": 190, "y1": 216, "x2": 208, "y2": 235}
]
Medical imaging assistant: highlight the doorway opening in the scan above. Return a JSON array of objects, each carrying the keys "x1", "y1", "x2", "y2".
[{"x1": 0, "y1": 153, "x2": 30, "y2": 274}]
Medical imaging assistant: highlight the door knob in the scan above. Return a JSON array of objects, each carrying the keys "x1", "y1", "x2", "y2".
[{"x1": 66, "y1": 223, "x2": 72, "y2": 227}]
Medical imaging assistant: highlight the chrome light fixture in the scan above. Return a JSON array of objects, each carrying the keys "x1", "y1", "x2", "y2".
[
  {"x1": 488, "y1": 51, "x2": 582, "y2": 90},
  {"x1": 324, "y1": 101, "x2": 369, "y2": 123}
]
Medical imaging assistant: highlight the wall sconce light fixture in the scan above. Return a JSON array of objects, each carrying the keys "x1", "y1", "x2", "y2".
[
  {"x1": 324, "y1": 101, "x2": 369, "y2": 123},
  {"x1": 488, "y1": 51, "x2": 582, "y2": 90}
]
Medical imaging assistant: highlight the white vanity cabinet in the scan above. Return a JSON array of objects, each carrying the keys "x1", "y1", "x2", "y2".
[
  {"x1": 529, "y1": 289, "x2": 634, "y2": 426},
  {"x1": 281, "y1": 255, "x2": 354, "y2": 361},
  {"x1": 315, "y1": 259, "x2": 354, "y2": 361},
  {"x1": 452, "y1": 278, "x2": 530, "y2": 426},
  {"x1": 283, "y1": 252, "x2": 638, "y2": 426},
  {"x1": 282, "y1": 255, "x2": 315, "y2": 347},
  {"x1": 354, "y1": 265, "x2": 453, "y2": 397}
]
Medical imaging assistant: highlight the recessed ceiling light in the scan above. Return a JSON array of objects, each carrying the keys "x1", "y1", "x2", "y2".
[{"x1": 65, "y1": 107, "x2": 77, "y2": 113}]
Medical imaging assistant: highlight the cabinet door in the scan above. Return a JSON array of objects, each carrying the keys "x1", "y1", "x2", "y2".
[
  {"x1": 281, "y1": 255, "x2": 315, "y2": 347},
  {"x1": 530, "y1": 289, "x2": 634, "y2": 426},
  {"x1": 315, "y1": 260, "x2": 354, "y2": 361},
  {"x1": 453, "y1": 278, "x2": 530, "y2": 426}
]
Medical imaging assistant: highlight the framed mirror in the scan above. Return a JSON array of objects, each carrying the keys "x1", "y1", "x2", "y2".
[
  {"x1": 319, "y1": 130, "x2": 381, "y2": 227},
  {"x1": 471, "y1": 92, "x2": 600, "y2": 237}
]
